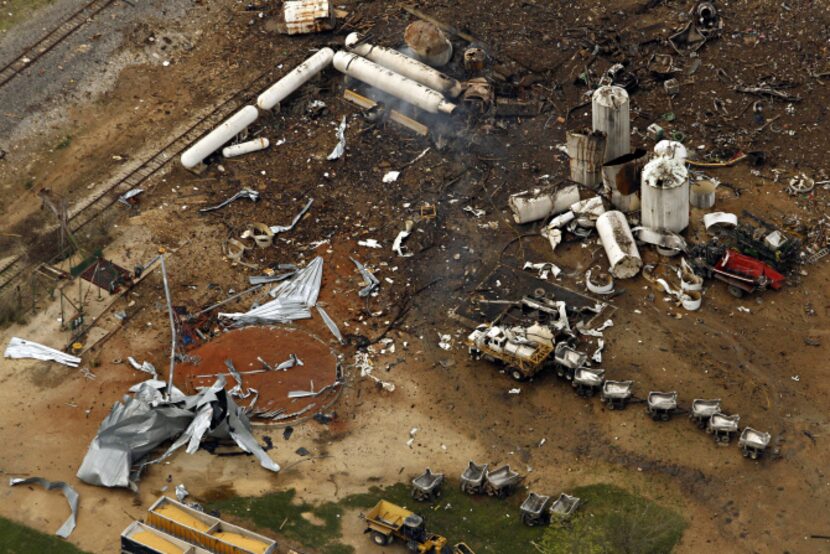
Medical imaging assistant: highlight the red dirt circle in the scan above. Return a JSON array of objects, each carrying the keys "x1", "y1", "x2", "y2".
[{"x1": 174, "y1": 326, "x2": 340, "y2": 421}]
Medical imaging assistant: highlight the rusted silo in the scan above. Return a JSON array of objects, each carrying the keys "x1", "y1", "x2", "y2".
[
  {"x1": 566, "y1": 130, "x2": 606, "y2": 188},
  {"x1": 602, "y1": 149, "x2": 646, "y2": 212}
]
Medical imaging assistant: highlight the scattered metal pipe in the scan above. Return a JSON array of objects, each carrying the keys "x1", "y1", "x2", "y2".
[{"x1": 160, "y1": 256, "x2": 177, "y2": 400}]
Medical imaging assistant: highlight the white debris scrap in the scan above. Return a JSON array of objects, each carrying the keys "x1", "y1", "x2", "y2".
[
  {"x1": 359, "y1": 239, "x2": 382, "y2": 249},
  {"x1": 4, "y1": 337, "x2": 81, "y2": 367},
  {"x1": 523, "y1": 261, "x2": 562, "y2": 280},
  {"x1": 383, "y1": 171, "x2": 401, "y2": 183},
  {"x1": 127, "y1": 357, "x2": 158, "y2": 379},
  {"x1": 327, "y1": 116, "x2": 347, "y2": 160},
  {"x1": 355, "y1": 351, "x2": 395, "y2": 392},
  {"x1": 438, "y1": 334, "x2": 453, "y2": 350}
]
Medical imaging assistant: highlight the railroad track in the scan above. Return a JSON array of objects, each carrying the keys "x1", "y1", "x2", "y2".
[
  {"x1": 0, "y1": 65, "x2": 281, "y2": 295},
  {"x1": 0, "y1": 0, "x2": 118, "y2": 88}
]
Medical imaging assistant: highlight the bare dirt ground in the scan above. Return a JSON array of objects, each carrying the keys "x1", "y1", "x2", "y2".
[{"x1": 1, "y1": 0, "x2": 830, "y2": 553}]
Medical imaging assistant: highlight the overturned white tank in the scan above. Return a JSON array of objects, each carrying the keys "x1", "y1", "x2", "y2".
[
  {"x1": 223, "y1": 137, "x2": 269, "y2": 159},
  {"x1": 181, "y1": 105, "x2": 259, "y2": 170},
  {"x1": 596, "y1": 210, "x2": 642, "y2": 279},
  {"x1": 641, "y1": 155, "x2": 689, "y2": 233},
  {"x1": 257, "y1": 48, "x2": 334, "y2": 111},
  {"x1": 508, "y1": 185, "x2": 580, "y2": 224},
  {"x1": 332, "y1": 51, "x2": 456, "y2": 114},
  {"x1": 345, "y1": 33, "x2": 462, "y2": 97}
]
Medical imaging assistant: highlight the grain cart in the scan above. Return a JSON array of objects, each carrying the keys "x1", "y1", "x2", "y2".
[
  {"x1": 484, "y1": 465, "x2": 522, "y2": 498},
  {"x1": 572, "y1": 367, "x2": 605, "y2": 397},
  {"x1": 550, "y1": 493, "x2": 581, "y2": 522},
  {"x1": 739, "y1": 427, "x2": 771, "y2": 459},
  {"x1": 690, "y1": 399, "x2": 721, "y2": 429},
  {"x1": 707, "y1": 412, "x2": 740, "y2": 443},
  {"x1": 460, "y1": 461, "x2": 488, "y2": 495},
  {"x1": 361, "y1": 500, "x2": 449, "y2": 552},
  {"x1": 520, "y1": 492, "x2": 551, "y2": 526},
  {"x1": 553, "y1": 342, "x2": 588, "y2": 381},
  {"x1": 466, "y1": 323, "x2": 554, "y2": 381},
  {"x1": 412, "y1": 468, "x2": 444, "y2": 501},
  {"x1": 646, "y1": 391, "x2": 678, "y2": 421},
  {"x1": 601, "y1": 380, "x2": 634, "y2": 410}
]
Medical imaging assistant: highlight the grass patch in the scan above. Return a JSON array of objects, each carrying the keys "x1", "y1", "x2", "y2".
[
  {"x1": 539, "y1": 484, "x2": 686, "y2": 554},
  {"x1": 210, "y1": 481, "x2": 547, "y2": 554},
  {"x1": 0, "y1": 0, "x2": 57, "y2": 33},
  {"x1": 208, "y1": 489, "x2": 352, "y2": 554},
  {"x1": 0, "y1": 516, "x2": 89, "y2": 553},
  {"x1": 55, "y1": 135, "x2": 73, "y2": 150}
]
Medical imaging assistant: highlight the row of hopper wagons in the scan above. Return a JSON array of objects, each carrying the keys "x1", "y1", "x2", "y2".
[
  {"x1": 468, "y1": 334, "x2": 772, "y2": 460},
  {"x1": 410, "y1": 464, "x2": 582, "y2": 528}
]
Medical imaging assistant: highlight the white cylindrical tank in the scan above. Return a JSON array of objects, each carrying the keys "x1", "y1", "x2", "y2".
[
  {"x1": 222, "y1": 137, "x2": 270, "y2": 158},
  {"x1": 566, "y1": 130, "x2": 606, "y2": 187},
  {"x1": 596, "y1": 210, "x2": 642, "y2": 279},
  {"x1": 641, "y1": 156, "x2": 690, "y2": 232},
  {"x1": 345, "y1": 33, "x2": 463, "y2": 97},
  {"x1": 181, "y1": 105, "x2": 259, "y2": 169},
  {"x1": 257, "y1": 48, "x2": 334, "y2": 111},
  {"x1": 592, "y1": 86, "x2": 630, "y2": 162},
  {"x1": 654, "y1": 140, "x2": 687, "y2": 162},
  {"x1": 333, "y1": 51, "x2": 456, "y2": 114},
  {"x1": 508, "y1": 185, "x2": 580, "y2": 224}
]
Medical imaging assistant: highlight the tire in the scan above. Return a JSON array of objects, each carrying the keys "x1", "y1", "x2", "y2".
[
  {"x1": 728, "y1": 285, "x2": 745, "y2": 298},
  {"x1": 372, "y1": 532, "x2": 390, "y2": 546},
  {"x1": 511, "y1": 369, "x2": 524, "y2": 382}
]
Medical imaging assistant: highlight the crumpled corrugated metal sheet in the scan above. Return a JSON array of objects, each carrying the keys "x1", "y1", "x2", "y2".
[
  {"x1": 77, "y1": 375, "x2": 279, "y2": 489},
  {"x1": 220, "y1": 256, "x2": 323, "y2": 324},
  {"x1": 9, "y1": 476, "x2": 79, "y2": 538},
  {"x1": 4, "y1": 337, "x2": 81, "y2": 367}
]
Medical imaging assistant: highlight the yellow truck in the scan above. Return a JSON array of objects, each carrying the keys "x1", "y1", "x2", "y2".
[{"x1": 361, "y1": 500, "x2": 474, "y2": 553}]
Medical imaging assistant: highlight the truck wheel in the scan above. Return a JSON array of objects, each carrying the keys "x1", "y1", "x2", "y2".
[
  {"x1": 511, "y1": 369, "x2": 524, "y2": 381},
  {"x1": 728, "y1": 285, "x2": 744, "y2": 298},
  {"x1": 372, "y1": 532, "x2": 390, "y2": 546}
]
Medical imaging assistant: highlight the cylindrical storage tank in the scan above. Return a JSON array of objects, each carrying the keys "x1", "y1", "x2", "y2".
[
  {"x1": 566, "y1": 130, "x2": 606, "y2": 188},
  {"x1": 596, "y1": 211, "x2": 642, "y2": 279},
  {"x1": 592, "y1": 86, "x2": 630, "y2": 162},
  {"x1": 654, "y1": 140, "x2": 687, "y2": 162},
  {"x1": 257, "y1": 48, "x2": 334, "y2": 111},
  {"x1": 690, "y1": 179, "x2": 716, "y2": 209},
  {"x1": 181, "y1": 105, "x2": 259, "y2": 170},
  {"x1": 223, "y1": 137, "x2": 270, "y2": 158},
  {"x1": 404, "y1": 21, "x2": 453, "y2": 67},
  {"x1": 602, "y1": 148, "x2": 646, "y2": 212},
  {"x1": 345, "y1": 33, "x2": 462, "y2": 97},
  {"x1": 332, "y1": 51, "x2": 456, "y2": 114},
  {"x1": 641, "y1": 157, "x2": 690, "y2": 232},
  {"x1": 508, "y1": 185, "x2": 580, "y2": 224}
]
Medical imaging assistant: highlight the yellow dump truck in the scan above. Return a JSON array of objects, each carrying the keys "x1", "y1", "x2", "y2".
[{"x1": 361, "y1": 500, "x2": 475, "y2": 554}]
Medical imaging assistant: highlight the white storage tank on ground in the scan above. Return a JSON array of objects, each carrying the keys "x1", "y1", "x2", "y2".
[
  {"x1": 641, "y1": 156, "x2": 689, "y2": 232},
  {"x1": 592, "y1": 86, "x2": 630, "y2": 162},
  {"x1": 181, "y1": 105, "x2": 259, "y2": 169},
  {"x1": 596, "y1": 210, "x2": 642, "y2": 279},
  {"x1": 257, "y1": 48, "x2": 334, "y2": 111}
]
